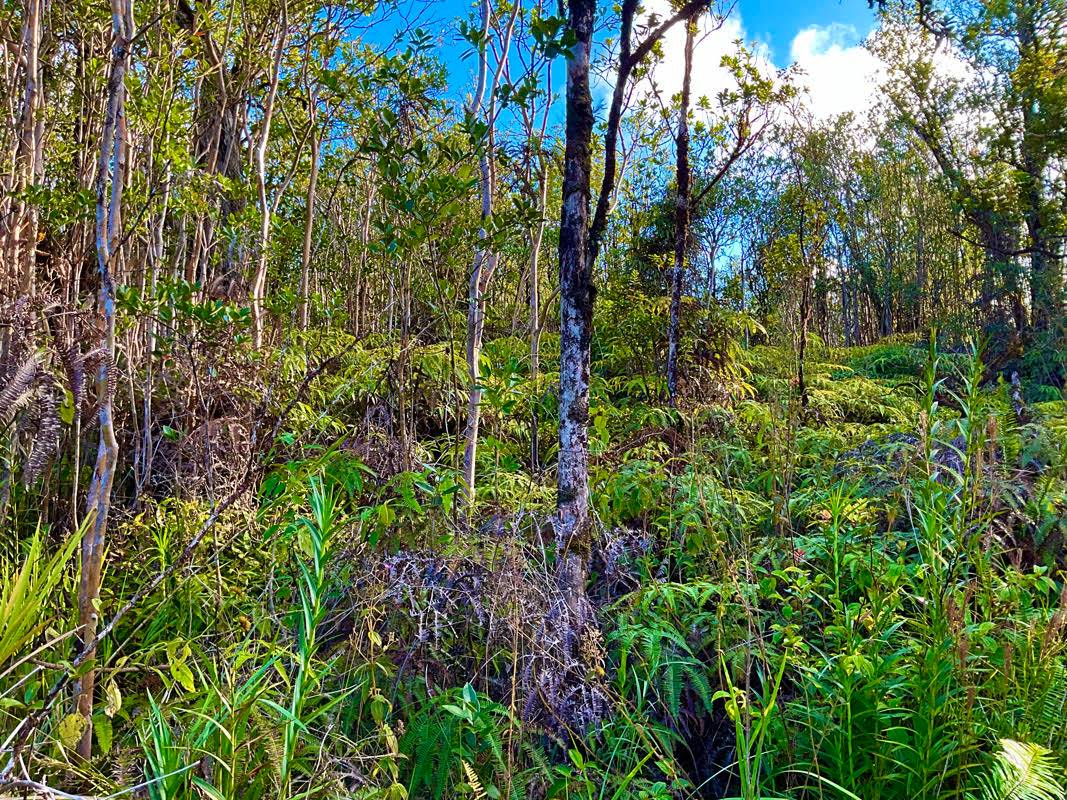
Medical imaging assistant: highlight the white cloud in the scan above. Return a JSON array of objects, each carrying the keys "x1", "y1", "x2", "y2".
[
  {"x1": 633, "y1": 7, "x2": 765, "y2": 104},
  {"x1": 619, "y1": 10, "x2": 971, "y2": 125},
  {"x1": 788, "y1": 23, "x2": 884, "y2": 119},
  {"x1": 630, "y1": 6, "x2": 881, "y2": 122}
]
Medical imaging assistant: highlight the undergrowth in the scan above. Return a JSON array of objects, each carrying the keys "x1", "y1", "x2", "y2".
[{"x1": 1, "y1": 336, "x2": 1065, "y2": 800}]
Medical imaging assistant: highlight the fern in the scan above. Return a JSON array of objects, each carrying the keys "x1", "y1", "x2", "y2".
[
  {"x1": 252, "y1": 702, "x2": 284, "y2": 791},
  {"x1": 403, "y1": 705, "x2": 460, "y2": 799},
  {"x1": 975, "y1": 739, "x2": 1066, "y2": 800},
  {"x1": 0, "y1": 354, "x2": 39, "y2": 421},
  {"x1": 462, "y1": 760, "x2": 488, "y2": 800},
  {"x1": 1037, "y1": 663, "x2": 1067, "y2": 750}
]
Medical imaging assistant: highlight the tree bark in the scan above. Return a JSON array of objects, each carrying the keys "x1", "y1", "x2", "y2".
[
  {"x1": 666, "y1": 15, "x2": 696, "y2": 406},
  {"x1": 6, "y1": 0, "x2": 45, "y2": 294},
  {"x1": 74, "y1": 0, "x2": 132, "y2": 758},
  {"x1": 461, "y1": 0, "x2": 517, "y2": 508},
  {"x1": 556, "y1": 0, "x2": 596, "y2": 556},
  {"x1": 528, "y1": 152, "x2": 550, "y2": 474},
  {"x1": 250, "y1": 10, "x2": 287, "y2": 349},
  {"x1": 180, "y1": 2, "x2": 247, "y2": 291},
  {"x1": 461, "y1": 0, "x2": 495, "y2": 508},
  {"x1": 298, "y1": 110, "x2": 320, "y2": 331}
]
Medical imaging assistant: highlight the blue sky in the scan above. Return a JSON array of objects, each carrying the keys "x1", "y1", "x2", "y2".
[
  {"x1": 368, "y1": 0, "x2": 886, "y2": 120},
  {"x1": 741, "y1": 0, "x2": 876, "y2": 66}
]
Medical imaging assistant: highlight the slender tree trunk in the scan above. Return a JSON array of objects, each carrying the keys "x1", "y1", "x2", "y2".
[
  {"x1": 461, "y1": 0, "x2": 516, "y2": 507},
  {"x1": 462, "y1": 244, "x2": 498, "y2": 504},
  {"x1": 705, "y1": 233, "x2": 719, "y2": 302},
  {"x1": 397, "y1": 260, "x2": 412, "y2": 471},
  {"x1": 251, "y1": 11, "x2": 287, "y2": 349},
  {"x1": 354, "y1": 180, "x2": 375, "y2": 338},
  {"x1": 75, "y1": 0, "x2": 131, "y2": 757},
  {"x1": 6, "y1": 0, "x2": 44, "y2": 294},
  {"x1": 522, "y1": 0, "x2": 608, "y2": 738},
  {"x1": 298, "y1": 113, "x2": 320, "y2": 331},
  {"x1": 137, "y1": 169, "x2": 170, "y2": 501},
  {"x1": 461, "y1": 0, "x2": 494, "y2": 507},
  {"x1": 533, "y1": 3, "x2": 709, "y2": 735},
  {"x1": 795, "y1": 198, "x2": 811, "y2": 408},
  {"x1": 529, "y1": 153, "x2": 549, "y2": 474},
  {"x1": 666, "y1": 14, "x2": 695, "y2": 406}
]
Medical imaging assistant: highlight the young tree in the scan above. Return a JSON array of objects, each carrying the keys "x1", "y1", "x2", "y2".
[
  {"x1": 666, "y1": 13, "x2": 696, "y2": 405},
  {"x1": 2, "y1": 0, "x2": 45, "y2": 295},
  {"x1": 665, "y1": 36, "x2": 793, "y2": 403},
  {"x1": 532, "y1": 0, "x2": 721, "y2": 736},
  {"x1": 461, "y1": 0, "x2": 518, "y2": 508},
  {"x1": 74, "y1": 0, "x2": 133, "y2": 757},
  {"x1": 251, "y1": 6, "x2": 290, "y2": 349},
  {"x1": 557, "y1": 0, "x2": 716, "y2": 559}
]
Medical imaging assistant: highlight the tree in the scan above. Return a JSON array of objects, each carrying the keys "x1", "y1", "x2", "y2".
[
  {"x1": 666, "y1": 12, "x2": 696, "y2": 405},
  {"x1": 461, "y1": 0, "x2": 518, "y2": 508},
  {"x1": 531, "y1": 0, "x2": 721, "y2": 736},
  {"x1": 555, "y1": 0, "x2": 596, "y2": 559},
  {"x1": 74, "y1": 0, "x2": 133, "y2": 757},
  {"x1": 665, "y1": 36, "x2": 793, "y2": 403},
  {"x1": 876, "y1": 0, "x2": 1067, "y2": 358},
  {"x1": 251, "y1": 5, "x2": 290, "y2": 349}
]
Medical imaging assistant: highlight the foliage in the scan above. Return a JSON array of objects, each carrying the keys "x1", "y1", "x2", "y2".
[{"x1": 1, "y1": 0, "x2": 1065, "y2": 796}]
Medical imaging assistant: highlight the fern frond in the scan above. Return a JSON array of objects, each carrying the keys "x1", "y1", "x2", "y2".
[
  {"x1": 0, "y1": 354, "x2": 39, "y2": 422},
  {"x1": 976, "y1": 739, "x2": 1066, "y2": 800},
  {"x1": 251, "y1": 702, "x2": 283, "y2": 791},
  {"x1": 23, "y1": 376, "x2": 60, "y2": 484},
  {"x1": 1034, "y1": 662, "x2": 1067, "y2": 749},
  {"x1": 462, "y1": 760, "x2": 488, "y2": 800}
]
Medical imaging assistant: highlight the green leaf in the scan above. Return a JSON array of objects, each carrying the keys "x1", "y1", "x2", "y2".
[
  {"x1": 57, "y1": 713, "x2": 87, "y2": 750},
  {"x1": 192, "y1": 777, "x2": 228, "y2": 800},
  {"x1": 170, "y1": 658, "x2": 195, "y2": 693},
  {"x1": 94, "y1": 713, "x2": 113, "y2": 753}
]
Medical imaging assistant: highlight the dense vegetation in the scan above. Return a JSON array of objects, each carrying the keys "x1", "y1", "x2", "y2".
[{"x1": 0, "y1": 0, "x2": 1065, "y2": 797}]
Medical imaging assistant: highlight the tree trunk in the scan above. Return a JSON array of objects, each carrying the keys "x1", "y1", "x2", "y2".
[
  {"x1": 75, "y1": 0, "x2": 131, "y2": 757},
  {"x1": 529, "y1": 0, "x2": 707, "y2": 735},
  {"x1": 298, "y1": 114, "x2": 320, "y2": 331},
  {"x1": 1017, "y1": 4, "x2": 1062, "y2": 338},
  {"x1": 556, "y1": 0, "x2": 596, "y2": 557},
  {"x1": 975, "y1": 210, "x2": 1027, "y2": 334},
  {"x1": 136, "y1": 169, "x2": 170, "y2": 501},
  {"x1": 461, "y1": 0, "x2": 495, "y2": 508},
  {"x1": 461, "y1": 0, "x2": 516, "y2": 508},
  {"x1": 182, "y1": 9, "x2": 246, "y2": 292},
  {"x1": 397, "y1": 259, "x2": 412, "y2": 471},
  {"x1": 523, "y1": 1, "x2": 604, "y2": 736},
  {"x1": 251, "y1": 13, "x2": 287, "y2": 349},
  {"x1": 529, "y1": 153, "x2": 549, "y2": 474},
  {"x1": 6, "y1": 0, "x2": 45, "y2": 294},
  {"x1": 357, "y1": 182, "x2": 375, "y2": 338},
  {"x1": 666, "y1": 14, "x2": 695, "y2": 406}
]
